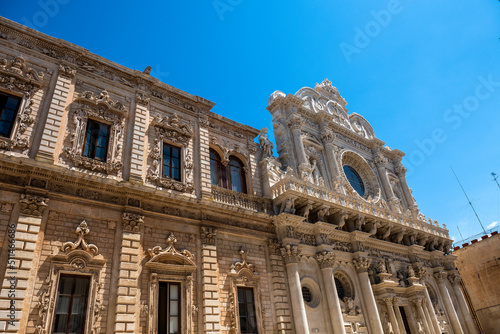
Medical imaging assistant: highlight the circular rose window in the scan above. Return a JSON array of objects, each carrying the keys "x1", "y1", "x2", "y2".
[
  {"x1": 339, "y1": 150, "x2": 380, "y2": 201},
  {"x1": 343, "y1": 165, "x2": 365, "y2": 196}
]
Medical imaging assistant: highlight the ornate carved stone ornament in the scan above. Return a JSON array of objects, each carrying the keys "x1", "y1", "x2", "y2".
[
  {"x1": 61, "y1": 220, "x2": 99, "y2": 255},
  {"x1": 20, "y1": 194, "x2": 49, "y2": 217},
  {"x1": 122, "y1": 212, "x2": 144, "y2": 232},
  {"x1": 352, "y1": 257, "x2": 372, "y2": 273},
  {"x1": 315, "y1": 251, "x2": 336, "y2": 269},
  {"x1": 147, "y1": 113, "x2": 194, "y2": 193},
  {"x1": 63, "y1": 89, "x2": 125, "y2": 174},
  {"x1": 201, "y1": 226, "x2": 216, "y2": 245},
  {"x1": 280, "y1": 244, "x2": 300, "y2": 264},
  {"x1": 231, "y1": 248, "x2": 257, "y2": 276},
  {"x1": 146, "y1": 233, "x2": 196, "y2": 272},
  {"x1": 0, "y1": 54, "x2": 44, "y2": 151}
]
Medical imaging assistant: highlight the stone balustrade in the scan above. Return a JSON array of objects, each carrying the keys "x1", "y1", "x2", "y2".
[
  {"x1": 211, "y1": 185, "x2": 261, "y2": 211},
  {"x1": 271, "y1": 175, "x2": 448, "y2": 238}
]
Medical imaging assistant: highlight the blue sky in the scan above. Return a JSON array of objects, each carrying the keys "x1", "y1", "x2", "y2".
[{"x1": 3, "y1": 0, "x2": 500, "y2": 242}]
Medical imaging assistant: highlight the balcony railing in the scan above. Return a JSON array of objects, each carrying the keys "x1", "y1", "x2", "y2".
[
  {"x1": 211, "y1": 185, "x2": 262, "y2": 212},
  {"x1": 271, "y1": 175, "x2": 448, "y2": 238}
]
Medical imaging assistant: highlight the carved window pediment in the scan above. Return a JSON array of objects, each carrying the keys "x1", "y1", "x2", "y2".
[
  {"x1": 74, "y1": 89, "x2": 128, "y2": 115},
  {"x1": 146, "y1": 233, "x2": 196, "y2": 272},
  {"x1": 63, "y1": 89, "x2": 125, "y2": 175},
  {"x1": 151, "y1": 113, "x2": 193, "y2": 144}
]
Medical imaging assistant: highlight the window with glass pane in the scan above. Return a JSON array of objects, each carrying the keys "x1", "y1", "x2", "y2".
[
  {"x1": 158, "y1": 282, "x2": 180, "y2": 334},
  {"x1": 163, "y1": 143, "x2": 181, "y2": 181},
  {"x1": 210, "y1": 149, "x2": 226, "y2": 188},
  {"x1": 229, "y1": 157, "x2": 246, "y2": 193},
  {"x1": 334, "y1": 278, "x2": 345, "y2": 300},
  {"x1": 343, "y1": 165, "x2": 365, "y2": 196},
  {"x1": 83, "y1": 119, "x2": 110, "y2": 161},
  {"x1": 0, "y1": 92, "x2": 21, "y2": 138},
  {"x1": 53, "y1": 275, "x2": 91, "y2": 334},
  {"x1": 237, "y1": 287, "x2": 258, "y2": 334}
]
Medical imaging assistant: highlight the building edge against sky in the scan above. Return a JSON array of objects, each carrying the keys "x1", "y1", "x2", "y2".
[{"x1": 0, "y1": 16, "x2": 479, "y2": 334}]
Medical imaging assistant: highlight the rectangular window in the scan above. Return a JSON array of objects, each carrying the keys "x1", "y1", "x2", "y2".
[
  {"x1": 237, "y1": 287, "x2": 258, "y2": 334},
  {"x1": 53, "y1": 275, "x2": 91, "y2": 334},
  {"x1": 158, "y1": 282, "x2": 180, "y2": 334},
  {"x1": 162, "y1": 143, "x2": 181, "y2": 181},
  {"x1": 0, "y1": 92, "x2": 21, "y2": 138},
  {"x1": 83, "y1": 119, "x2": 110, "y2": 161}
]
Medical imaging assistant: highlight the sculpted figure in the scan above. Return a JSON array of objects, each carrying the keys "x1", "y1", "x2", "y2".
[{"x1": 258, "y1": 127, "x2": 274, "y2": 158}]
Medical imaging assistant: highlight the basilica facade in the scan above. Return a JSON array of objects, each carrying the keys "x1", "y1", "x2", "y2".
[{"x1": 0, "y1": 17, "x2": 477, "y2": 334}]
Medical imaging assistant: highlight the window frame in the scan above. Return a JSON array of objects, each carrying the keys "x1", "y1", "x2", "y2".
[
  {"x1": 82, "y1": 118, "x2": 111, "y2": 162},
  {"x1": 52, "y1": 274, "x2": 92, "y2": 334},
  {"x1": 162, "y1": 142, "x2": 182, "y2": 182},
  {"x1": 158, "y1": 281, "x2": 182, "y2": 334},
  {"x1": 237, "y1": 287, "x2": 259, "y2": 334},
  {"x1": 209, "y1": 148, "x2": 248, "y2": 194},
  {"x1": 0, "y1": 91, "x2": 23, "y2": 139}
]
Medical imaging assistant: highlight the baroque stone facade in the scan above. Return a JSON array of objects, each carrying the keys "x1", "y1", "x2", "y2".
[{"x1": 0, "y1": 17, "x2": 477, "y2": 334}]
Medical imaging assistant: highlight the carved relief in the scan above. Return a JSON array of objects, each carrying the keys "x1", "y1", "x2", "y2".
[
  {"x1": 20, "y1": 194, "x2": 49, "y2": 217},
  {"x1": 146, "y1": 233, "x2": 196, "y2": 271},
  {"x1": 122, "y1": 212, "x2": 144, "y2": 233},
  {"x1": 201, "y1": 226, "x2": 216, "y2": 245},
  {"x1": 280, "y1": 244, "x2": 300, "y2": 264},
  {"x1": 315, "y1": 251, "x2": 335, "y2": 269},
  {"x1": 0, "y1": 54, "x2": 44, "y2": 151},
  {"x1": 352, "y1": 257, "x2": 371, "y2": 272},
  {"x1": 63, "y1": 89, "x2": 125, "y2": 174},
  {"x1": 61, "y1": 220, "x2": 99, "y2": 255}
]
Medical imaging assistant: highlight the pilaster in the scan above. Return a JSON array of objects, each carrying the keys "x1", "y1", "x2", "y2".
[
  {"x1": 36, "y1": 64, "x2": 76, "y2": 162},
  {"x1": 0, "y1": 194, "x2": 48, "y2": 333},
  {"x1": 129, "y1": 93, "x2": 149, "y2": 182},
  {"x1": 114, "y1": 212, "x2": 144, "y2": 334},
  {"x1": 200, "y1": 227, "x2": 221, "y2": 334},
  {"x1": 434, "y1": 271, "x2": 464, "y2": 334}
]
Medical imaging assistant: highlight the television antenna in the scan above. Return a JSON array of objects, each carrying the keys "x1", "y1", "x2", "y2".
[
  {"x1": 451, "y1": 167, "x2": 486, "y2": 234},
  {"x1": 492, "y1": 172, "x2": 500, "y2": 189}
]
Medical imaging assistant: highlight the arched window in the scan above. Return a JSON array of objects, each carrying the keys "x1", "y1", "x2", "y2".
[{"x1": 209, "y1": 149, "x2": 247, "y2": 193}]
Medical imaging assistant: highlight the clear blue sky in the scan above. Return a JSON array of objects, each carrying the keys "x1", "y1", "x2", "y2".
[{"x1": 3, "y1": 0, "x2": 500, "y2": 243}]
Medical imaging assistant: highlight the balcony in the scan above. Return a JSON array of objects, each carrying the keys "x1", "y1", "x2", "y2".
[{"x1": 211, "y1": 185, "x2": 264, "y2": 212}]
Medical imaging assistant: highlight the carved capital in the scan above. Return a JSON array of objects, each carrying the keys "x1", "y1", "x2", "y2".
[
  {"x1": 136, "y1": 91, "x2": 150, "y2": 106},
  {"x1": 20, "y1": 194, "x2": 49, "y2": 217},
  {"x1": 315, "y1": 251, "x2": 336, "y2": 269},
  {"x1": 201, "y1": 226, "x2": 216, "y2": 246},
  {"x1": 280, "y1": 244, "x2": 300, "y2": 264},
  {"x1": 383, "y1": 297, "x2": 394, "y2": 306},
  {"x1": 288, "y1": 114, "x2": 304, "y2": 131},
  {"x1": 448, "y1": 272, "x2": 461, "y2": 286},
  {"x1": 352, "y1": 257, "x2": 371, "y2": 273},
  {"x1": 58, "y1": 64, "x2": 77, "y2": 78},
  {"x1": 433, "y1": 271, "x2": 448, "y2": 283},
  {"x1": 395, "y1": 163, "x2": 407, "y2": 176},
  {"x1": 122, "y1": 212, "x2": 144, "y2": 233}
]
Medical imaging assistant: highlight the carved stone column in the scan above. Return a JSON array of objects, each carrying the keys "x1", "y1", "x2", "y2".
[
  {"x1": 423, "y1": 286, "x2": 441, "y2": 334},
  {"x1": 114, "y1": 212, "x2": 144, "y2": 334},
  {"x1": 316, "y1": 252, "x2": 345, "y2": 334},
  {"x1": 422, "y1": 300, "x2": 437, "y2": 334},
  {"x1": 320, "y1": 125, "x2": 341, "y2": 185},
  {"x1": 448, "y1": 272, "x2": 478, "y2": 334},
  {"x1": 0, "y1": 194, "x2": 48, "y2": 333},
  {"x1": 383, "y1": 297, "x2": 401, "y2": 334},
  {"x1": 281, "y1": 244, "x2": 310, "y2": 334},
  {"x1": 413, "y1": 298, "x2": 433, "y2": 334},
  {"x1": 200, "y1": 226, "x2": 221, "y2": 334},
  {"x1": 37, "y1": 64, "x2": 76, "y2": 162},
  {"x1": 352, "y1": 258, "x2": 383, "y2": 334},
  {"x1": 393, "y1": 298, "x2": 407, "y2": 334},
  {"x1": 374, "y1": 152, "x2": 396, "y2": 201},
  {"x1": 434, "y1": 272, "x2": 464, "y2": 334},
  {"x1": 395, "y1": 163, "x2": 418, "y2": 214},
  {"x1": 288, "y1": 114, "x2": 308, "y2": 173}
]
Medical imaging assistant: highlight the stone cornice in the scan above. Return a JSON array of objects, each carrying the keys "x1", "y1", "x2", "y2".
[{"x1": 0, "y1": 17, "x2": 215, "y2": 113}]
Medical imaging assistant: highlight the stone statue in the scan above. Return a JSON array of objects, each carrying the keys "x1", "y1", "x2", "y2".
[{"x1": 258, "y1": 127, "x2": 274, "y2": 158}]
